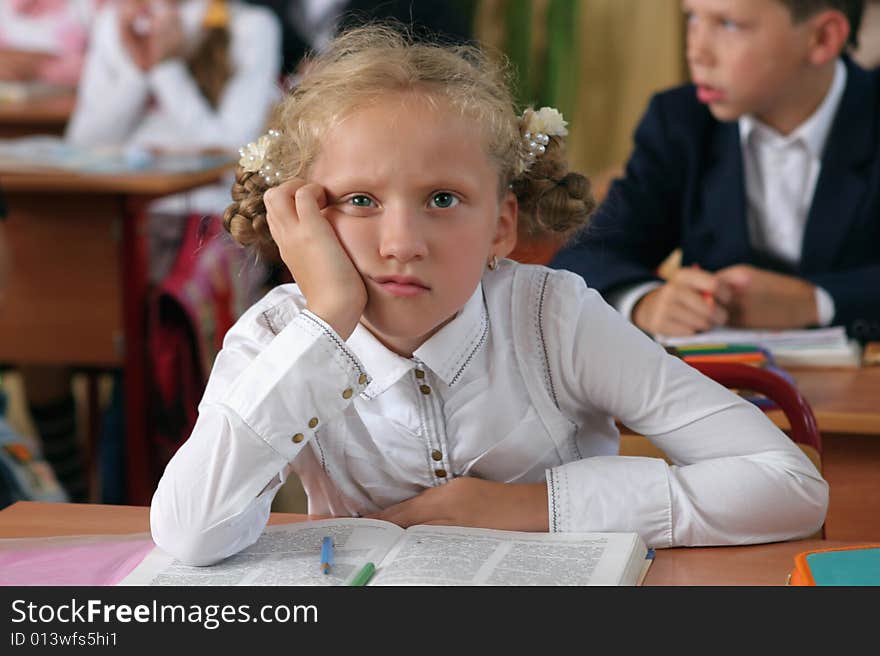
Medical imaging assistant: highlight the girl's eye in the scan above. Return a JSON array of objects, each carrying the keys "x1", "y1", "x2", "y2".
[
  {"x1": 429, "y1": 192, "x2": 458, "y2": 209},
  {"x1": 349, "y1": 195, "x2": 375, "y2": 208},
  {"x1": 721, "y1": 19, "x2": 740, "y2": 31}
]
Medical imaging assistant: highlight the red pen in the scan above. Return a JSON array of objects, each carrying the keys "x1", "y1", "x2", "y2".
[{"x1": 692, "y1": 264, "x2": 715, "y2": 310}]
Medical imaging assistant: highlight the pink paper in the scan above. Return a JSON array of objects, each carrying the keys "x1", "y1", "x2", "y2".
[{"x1": 0, "y1": 537, "x2": 154, "y2": 586}]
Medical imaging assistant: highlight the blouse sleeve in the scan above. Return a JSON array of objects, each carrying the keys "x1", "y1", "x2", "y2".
[
  {"x1": 64, "y1": 6, "x2": 151, "y2": 146},
  {"x1": 544, "y1": 271, "x2": 828, "y2": 547},
  {"x1": 150, "y1": 290, "x2": 369, "y2": 565}
]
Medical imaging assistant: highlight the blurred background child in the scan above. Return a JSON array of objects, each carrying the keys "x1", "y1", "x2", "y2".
[
  {"x1": 16, "y1": 0, "x2": 282, "y2": 502},
  {"x1": 0, "y1": 0, "x2": 102, "y2": 88}
]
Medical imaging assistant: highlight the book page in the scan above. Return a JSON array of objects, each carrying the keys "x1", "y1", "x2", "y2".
[
  {"x1": 119, "y1": 518, "x2": 403, "y2": 586},
  {"x1": 371, "y1": 526, "x2": 646, "y2": 586}
]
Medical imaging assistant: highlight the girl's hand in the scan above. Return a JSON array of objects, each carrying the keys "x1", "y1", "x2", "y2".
[
  {"x1": 118, "y1": 0, "x2": 183, "y2": 71},
  {"x1": 369, "y1": 479, "x2": 550, "y2": 532},
  {"x1": 263, "y1": 179, "x2": 367, "y2": 339},
  {"x1": 145, "y1": 0, "x2": 185, "y2": 65},
  {"x1": 118, "y1": 1, "x2": 153, "y2": 70}
]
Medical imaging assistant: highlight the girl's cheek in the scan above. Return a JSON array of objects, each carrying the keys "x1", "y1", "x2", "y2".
[{"x1": 332, "y1": 220, "x2": 373, "y2": 259}]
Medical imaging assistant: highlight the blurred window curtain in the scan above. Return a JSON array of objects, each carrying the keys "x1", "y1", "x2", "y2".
[{"x1": 476, "y1": 0, "x2": 686, "y2": 182}]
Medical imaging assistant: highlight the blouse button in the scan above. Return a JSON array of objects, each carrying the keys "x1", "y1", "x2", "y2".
[
  {"x1": 292, "y1": 433, "x2": 304, "y2": 444},
  {"x1": 308, "y1": 417, "x2": 319, "y2": 429},
  {"x1": 414, "y1": 369, "x2": 425, "y2": 379},
  {"x1": 358, "y1": 374, "x2": 368, "y2": 385},
  {"x1": 434, "y1": 468, "x2": 447, "y2": 478},
  {"x1": 431, "y1": 449, "x2": 442, "y2": 461},
  {"x1": 342, "y1": 388, "x2": 353, "y2": 399},
  {"x1": 419, "y1": 384, "x2": 431, "y2": 395}
]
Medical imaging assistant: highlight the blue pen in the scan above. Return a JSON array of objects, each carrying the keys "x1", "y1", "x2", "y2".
[{"x1": 320, "y1": 536, "x2": 334, "y2": 575}]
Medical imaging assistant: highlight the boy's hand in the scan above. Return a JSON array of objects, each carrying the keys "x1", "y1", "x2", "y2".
[
  {"x1": 369, "y1": 478, "x2": 549, "y2": 532},
  {"x1": 715, "y1": 264, "x2": 819, "y2": 329},
  {"x1": 632, "y1": 267, "x2": 731, "y2": 336},
  {"x1": 263, "y1": 179, "x2": 367, "y2": 339}
]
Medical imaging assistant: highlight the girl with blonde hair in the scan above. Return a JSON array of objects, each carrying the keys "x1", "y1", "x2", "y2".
[{"x1": 151, "y1": 24, "x2": 827, "y2": 566}]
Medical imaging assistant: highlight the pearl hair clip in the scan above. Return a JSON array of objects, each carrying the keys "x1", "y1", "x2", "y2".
[
  {"x1": 521, "y1": 106, "x2": 568, "y2": 165},
  {"x1": 238, "y1": 129, "x2": 283, "y2": 185}
]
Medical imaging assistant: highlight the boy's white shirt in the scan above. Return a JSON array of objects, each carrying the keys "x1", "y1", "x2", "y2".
[
  {"x1": 64, "y1": 0, "x2": 282, "y2": 216},
  {"x1": 150, "y1": 260, "x2": 828, "y2": 566},
  {"x1": 610, "y1": 59, "x2": 847, "y2": 327}
]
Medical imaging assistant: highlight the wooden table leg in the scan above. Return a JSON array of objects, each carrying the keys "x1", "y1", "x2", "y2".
[{"x1": 121, "y1": 198, "x2": 151, "y2": 506}]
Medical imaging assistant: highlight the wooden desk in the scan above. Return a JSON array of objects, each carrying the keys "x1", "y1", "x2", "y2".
[
  {"x1": 0, "y1": 165, "x2": 231, "y2": 505},
  {"x1": 0, "y1": 93, "x2": 76, "y2": 138},
  {"x1": 1, "y1": 501, "x2": 872, "y2": 586},
  {"x1": 768, "y1": 366, "x2": 880, "y2": 435}
]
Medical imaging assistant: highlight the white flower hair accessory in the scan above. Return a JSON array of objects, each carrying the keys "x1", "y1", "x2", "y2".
[
  {"x1": 522, "y1": 106, "x2": 568, "y2": 166},
  {"x1": 238, "y1": 129, "x2": 282, "y2": 184}
]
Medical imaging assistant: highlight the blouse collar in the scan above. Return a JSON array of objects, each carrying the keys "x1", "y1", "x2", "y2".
[{"x1": 347, "y1": 282, "x2": 489, "y2": 398}]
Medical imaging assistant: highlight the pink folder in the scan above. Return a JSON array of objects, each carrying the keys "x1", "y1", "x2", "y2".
[{"x1": 0, "y1": 534, "x2": 154, "y2": 586}]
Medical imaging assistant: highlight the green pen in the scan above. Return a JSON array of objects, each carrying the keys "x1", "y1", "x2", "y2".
[{"x1": 348, "y1": 562, "x2": 375, "y2": 586}]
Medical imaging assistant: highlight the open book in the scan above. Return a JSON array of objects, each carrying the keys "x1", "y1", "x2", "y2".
[{"x1": 120, "y1": 518, "x2": 652, "y2": 586}]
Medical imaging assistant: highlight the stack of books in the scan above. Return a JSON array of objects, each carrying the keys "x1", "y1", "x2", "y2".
[
  {"x1": 660, "y1": 326, "x2": 862, "y2": 368},
  {"x1": 664, "y1": 342, "x2": 793, "y2": 410}
]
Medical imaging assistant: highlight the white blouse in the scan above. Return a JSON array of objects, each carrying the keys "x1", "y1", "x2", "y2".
[
  {"x1": 150, "y1": 260, "x2": 828, "y2": 565},
  {"x1": 65, "y1": 0, "x2": 281, "y2": 216}
]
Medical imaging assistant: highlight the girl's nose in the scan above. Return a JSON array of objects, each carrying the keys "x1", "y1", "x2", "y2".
[{"x1": 378, "y1": 206, "x2": 428, "y2": 262}]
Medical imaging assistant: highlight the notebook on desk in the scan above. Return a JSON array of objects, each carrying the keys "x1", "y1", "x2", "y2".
[
  {"x1": 659, "y1": 327, "x2": 863, "y2": 368},
  {"x1": 0, "y1": 136, "x2": 234, "y2": 175},
  {"x1": 789, "y1": 544, "x2": 880, "y2": 586}
]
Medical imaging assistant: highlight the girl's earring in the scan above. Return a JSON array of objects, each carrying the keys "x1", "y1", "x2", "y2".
[{"x1": 487, "y1": 254, "x2": 498, "y2": 271}]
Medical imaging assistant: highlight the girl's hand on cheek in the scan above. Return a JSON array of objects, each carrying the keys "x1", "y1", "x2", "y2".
[
  {"x1": 118, "y1": 0, "x2": 183, "y2": 70},
  {"x1": 146, "y1": 0, "x2": 184, "y2": 65},
  {"x1": 118, "y1": 1, "x2": 153, "y2": 70},
  {"x1": 263, "y1": 179, "x2": 367, "y2": 339}
]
